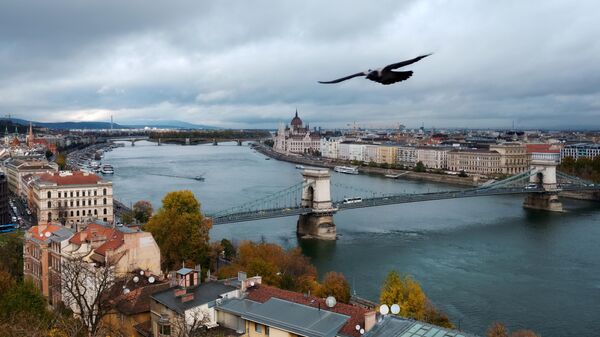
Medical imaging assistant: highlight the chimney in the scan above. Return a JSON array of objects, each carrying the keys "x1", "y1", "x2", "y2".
[
  {"x1": 181, "y1": 293, "x2": 195, "y2": 303},
  {"x1": 364, "y1": 311, "x2": 376, "y2": 332},
  {"x1": 169, "y1": 271, "x2": 177, "y2": 287},
  {"x1": 195, "y1": 264, "x2": 201, "y2": 284},
  {"x1": 238, "y1": 271, "x2": 247, "y2": 282}
]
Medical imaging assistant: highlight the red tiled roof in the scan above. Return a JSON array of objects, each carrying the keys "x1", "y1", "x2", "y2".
[
  {"x1": 69, "y1": 223, "x2": 124, "y2": 255},
  {"x1": 246, "y1": 284, "x2": 369, "y2": 337},
  {"x1": 38, "y1": 171, "x2": 100, "y2": 186},
  {"x1": 115, "y1": 282, "x2": 170, "y2": 315},
  {"x1": 526, "y1": 144, "x2": 560, "y2": 153},
  {"x1": 28, "y1": 223, "x2": 64, "y2": 241}
]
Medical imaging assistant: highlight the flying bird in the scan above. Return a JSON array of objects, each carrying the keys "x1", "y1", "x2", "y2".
[{"x1": 318, "y1": 53, "x2": 432, "y2": 85}]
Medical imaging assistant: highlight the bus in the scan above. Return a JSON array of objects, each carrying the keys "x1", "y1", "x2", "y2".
[
  {"x1": 342, "y1": 197, "x2": 363, "y2": 204},
  {"x1": 0, "y1": 223, "x2": 17, "y2": 234}
]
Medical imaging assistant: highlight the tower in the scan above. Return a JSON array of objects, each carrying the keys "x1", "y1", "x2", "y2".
[
  {"x1": 27, "y1": 122, "x2": 34, "y2": 147},
  {"x1": 296, "y1": 169, "x2": 337, "y2": 240}
]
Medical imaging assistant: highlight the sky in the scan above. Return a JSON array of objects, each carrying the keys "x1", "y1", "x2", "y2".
[{"x1": 1, "y1": 0, "x2": 600, "y2": 129}]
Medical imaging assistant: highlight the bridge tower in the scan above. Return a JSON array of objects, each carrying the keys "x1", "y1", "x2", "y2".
[
  {"x1": 523, "y1": 151, "x2": 563, "y2": 212},
  {"x1": 297, "y1": 169, "x2": 337, "y2": 240}
]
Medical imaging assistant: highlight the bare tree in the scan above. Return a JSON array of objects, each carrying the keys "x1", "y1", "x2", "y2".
[
  {"x1": 162, "y1": 308, "x2": 212, "y2": 337},
  {"x1": 59, "y1": 254, "x2": 122, "y2": 337}
]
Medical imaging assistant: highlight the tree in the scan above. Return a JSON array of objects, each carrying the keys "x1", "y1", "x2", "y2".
[
  {"x1": 59, "y1": 255, "x2": 119, "y2": 336},
  {"x1": 55, "y1": 152, "x2": 67, "y2": 170},
  {"x1": 317, "y1": 272, "x2": 351, "y2": 303},
  {"x1": 133, "y1": 200, "x2": 153, "y2": 223},
  {"x1": 144, "y1": 190, "x2": 212, "y2": 271},
  {"x1": 414, "y1": 161, "x2": 426, "y2": 172},
  {"x1": 220, "y1": 239, "x2": 235, "y2": 260},
  {"x1": 0, "y1": 279, "x2": 50, "y2": 322},
  {"x1": 379, "y1": 271, "x2": 427, "y2": 321},
  {"x1": 0, "y1": 232, "x2": 24, "y2": 280},
  {"x1": 487, "y1": 322, "x2": 509, "y2": 337},
  {"x1": 510, "y1": 330, "x2": 540, "y2": 337}
]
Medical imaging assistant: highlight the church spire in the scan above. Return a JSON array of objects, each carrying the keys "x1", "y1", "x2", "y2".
[{"x1": 295, "y1": 109, "x2": 298, "y2": 118}]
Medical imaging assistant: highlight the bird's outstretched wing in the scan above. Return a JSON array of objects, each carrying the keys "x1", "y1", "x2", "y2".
[
  {"x1": 382, "y1": 53, "x2": 432, "y2": 72},
  {"x1": 374, "y1": 71, "x2": 413, "y2": 85},
  {"x1": 318, "y1": 72, "x2": 366, "y2": 84}
]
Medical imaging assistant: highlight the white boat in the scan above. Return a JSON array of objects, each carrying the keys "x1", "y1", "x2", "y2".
[
  {"x1": 89, "y1": 161, "x2": 100, "y2": 169},
  {"x1": 100, "y1": 164, "x2": 114, "y2": 174},
  {"x1": 295, "y1": 165, "x2": 305, "y2": 169},
  {"x1": 334, "y1": 166, "x2": 359, "y2": 175}
]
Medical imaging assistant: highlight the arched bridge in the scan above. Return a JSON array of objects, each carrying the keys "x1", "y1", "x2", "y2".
[{"x1": 208, "y1": 164, "x2": 600, "y2": 239}]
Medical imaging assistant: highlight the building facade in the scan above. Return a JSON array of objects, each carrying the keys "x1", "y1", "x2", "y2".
[
  {"x1": 3, "y1": 158, "x2": 58, "y2": 196},
  {"x1": 489, "y1": 142, "x2": 528, "y2": 174},
  {"x1": 447, "y1": 149, "x2": 502, "y2": 175},
  {"x1": 23, "y1": 223, "x2": 74, "y2": 306},
  {"x1": 0, "y1": 173, "x2": 9, "y2": 225},
  {"x1": 416, "y1": 147, "x2": 451, "y2": 169},
  {"x1": 561, "y1": 143, "x2": 600, "y2": 160},
  {"x1": 30, "y1": 171, "x2": 114, "y2": 226},
  {"x1": 273, "y1": 111, "x2": 321, "y2": 155}
]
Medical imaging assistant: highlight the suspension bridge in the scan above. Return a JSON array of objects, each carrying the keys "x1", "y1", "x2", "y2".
[{"x1": 208, "y1": 157, "x2": 600, "y2": 239}]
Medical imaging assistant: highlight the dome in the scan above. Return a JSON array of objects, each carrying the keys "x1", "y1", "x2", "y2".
[{"x1": 290, "y1": 110, "x2": 303, "y2": 127}]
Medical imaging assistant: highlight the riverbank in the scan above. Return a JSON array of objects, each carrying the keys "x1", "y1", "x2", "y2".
[{"x1": 252, "y1": 143, "x2": 480, "y2": 187}]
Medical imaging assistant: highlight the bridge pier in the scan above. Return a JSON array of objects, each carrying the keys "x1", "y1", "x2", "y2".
[
  {"x1": 158, "y1": 138, "x2": 161, "y2": 146},
  {"x1": 297, "y1": 169, "x2": 337, "y2": 240},
  {"x1": 523, "y1": 152, "x2": 563, "y2": 212},
  {"x1": 185, "y1": 138, "x2": 190, "y2": 145},
  {"x1": 213, "y1": 138, "x2": 218, "y2": 146}
]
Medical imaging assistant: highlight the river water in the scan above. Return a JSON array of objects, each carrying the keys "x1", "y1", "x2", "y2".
[{"x1": 104, "y1": 141, "x2": 600, "y2": 337}]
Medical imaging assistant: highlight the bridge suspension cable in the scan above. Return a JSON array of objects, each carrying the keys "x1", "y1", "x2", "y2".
[{"x1": 210, "y1": 181, "x2": 305, "y2": 218}]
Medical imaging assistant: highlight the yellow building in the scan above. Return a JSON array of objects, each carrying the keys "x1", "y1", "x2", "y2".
[
  {"x1": 376, "y1": 146, "x2": 398, "y2": 165},
  {"x1": 489, "y1": 142, "x2": 528, "y2": 175}
]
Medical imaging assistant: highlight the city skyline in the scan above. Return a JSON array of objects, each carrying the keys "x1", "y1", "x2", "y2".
[{"x1": 1, "y1": 1, "x2": 600, "y2": 129}]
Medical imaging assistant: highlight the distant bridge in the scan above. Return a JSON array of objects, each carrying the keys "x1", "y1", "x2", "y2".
[{"x1": 208, "y1": 158, "x2": 600, "y2": 239}]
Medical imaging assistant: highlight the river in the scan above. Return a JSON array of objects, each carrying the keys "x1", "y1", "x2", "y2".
[{"x1": 103, "y1": 141, "x2": 600, "y2": 337}]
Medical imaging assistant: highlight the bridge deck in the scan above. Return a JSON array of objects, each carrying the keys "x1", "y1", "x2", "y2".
[{"x1": 210, "y1": 185, "x2": 600, "y2": 225}]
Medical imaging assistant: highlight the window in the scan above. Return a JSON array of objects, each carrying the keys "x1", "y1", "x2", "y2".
[
  {"x1": 82, "y1": 190, "x2": 85, "y2": 197},
  {"x1": 94, "y1": 209, "x2": 97, "y2": 215},
  {"x1": 47, "y1": 201, "x2": 51, "y2": 208},
  {"x1": 94, "y1": 199, "x2": 97, "y2": 206},
  {"x1": 265, "y1": 326, "x2": 270, "y2": 336},
  {"x1": 159, "y1": 323, "x2": 171, "y2": 336},
  {"x1": 255, "y1": 323, "x2": 262, "y2": 333},
  {"x1": 47, "y1": 212, "x2": 52, "y2": 220},
  {"x1": 70, "y1": 211, "x2": 73, "y2": 217},
  {"x1": 58, "y1": 192, "x2": 61, "y2": 198},
  {"x1": 76, "y1": 200, "x2": 79, "y2": 207},
  {"x1": 76, "y1": 210, "x2": 79, "y2": 216},
  {"x1": 47, "y1": 191, "x2": 51, "y2": 198},
  {"x1": 94, "y1": 190, "x2": 97, "y2": 196},
  {"x1": 70, "y1": 191, "x2": 73, "y2": 197},
  {"x1": 70, "y1": 200, "x2": 74, "y2": 207},
  {"x1": 76, "y1": 191, "x2": 79, "y2": 197},
  {"x1": 103, "y1": 208, "x2": 107, "y2": 215},
  {"x1": 103, "y1": 198, "x2": 107, "y2": 205},
  {"x1": 103, "y1": 188, "x2": 107, "y2": 196}
]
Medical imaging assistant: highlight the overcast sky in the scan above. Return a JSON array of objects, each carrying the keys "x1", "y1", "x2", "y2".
[{"x1": 1, "y1": 0, "x2": 599, "y2": 129}]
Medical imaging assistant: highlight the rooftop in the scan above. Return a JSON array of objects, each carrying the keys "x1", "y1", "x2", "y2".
[
  {"x1": 246, "y1": 284, "x2": 369, "y2": 337},
  {"x1": 363, "y1": 316, "x2": 479, "y2": 337},
  {"x1": 218, "y1": 297, "x2": 349, "y2": 337},
  {"x1": 37, "y1": 171, "x2": 103, "y2": 186},
  {"x1": 28, "y1": 224, "x2": 73, "y2": 244},
  {"x1": 152, "y1": 281, "x2": 237, "y2": 314}
]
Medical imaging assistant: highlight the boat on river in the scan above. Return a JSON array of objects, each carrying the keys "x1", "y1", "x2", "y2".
[
  {"x1": 100, "y1": 164, "x2": 114, "y2": 174},
  {"x1": 334, "y1": 166, "x2": 359, "y2": 174}
]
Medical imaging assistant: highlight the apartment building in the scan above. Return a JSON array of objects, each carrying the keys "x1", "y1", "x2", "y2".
[
  {"x1": 23, "y1": 223, "x2": 74, "y2": 306},
  {"x1": 561, "y1": 143, "x2": 600, "y2": 160},
  {"x1": 489, "y1": 142, "x2": 529, "y2": 174},
  {"x1": 416, "y1": 146, "x2": 451, "y2": 169},
  {"x1": 447, "y1": 149, "x2": 502, "y2": 175}
]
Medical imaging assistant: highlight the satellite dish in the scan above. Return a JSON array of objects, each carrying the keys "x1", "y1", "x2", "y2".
[
  {"x1": 250, "y1": 281, "x2": 255, "y2": 287},
  {"x1": 360, "y1": 329, "x2": 365, "y2": 335},
  {"x1": 140, "y1": 270, "x2": 145, "y2": 276},
  {"x1": 44, "y1": 231, "x2": 51, "y2": 238},
  {"x1": 325, "y1": 296, "x2": 337, "y2": 308},
  {"x1": 391, "y1": 304, "x2": 400, "y2": 315},
  {"x1": 355, "y1": 325, "x2": 361, "y2": 331},
  {"x1": 133, "y1": 276, "x2": 139, "y2": 283},
  {"x1": 379, "y1": 304, "x2": 389, "y2": 315},
  {"x1": 123, "y1": 288, "x2": 130, "y2": 294},
  {"x1": 148, "y1": 276, "x2": 155, "y2": 284}
]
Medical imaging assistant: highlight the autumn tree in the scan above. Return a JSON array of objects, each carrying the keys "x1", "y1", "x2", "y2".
[
  {"x1": 216, "y1": 241, "x2": 319, "y2": 293},
  {"x1": 221, "y1": 238, "x2": 235, "y2": 260},
  {"x1": 133, "y1": 200, "x2": 153, "y2": 223},
  {"x1": 55, "y1": 152, "x2": 67, "y2": 170},
  {"x1": 144, "y1": 190, "x2": 211, "y2": 271},
  {"x1": 487, "y1": 322, "x2": 509, "y2": 337},
  {"x1": 317, "y1": 272, "x2": 351, "y2": 303},
  {"x1": 120, "y1": 210, "x2": 135, "y2": 224},
  {"x1": 510, "y1": 330, "x2": 540, "y2": 337}
]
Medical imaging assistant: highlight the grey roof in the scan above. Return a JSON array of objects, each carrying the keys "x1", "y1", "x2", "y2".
[
  {"x1": 362, "y1": 316, "x2": 480, "y2": 337},
  {"x1": 151, "y1": 281, "x2": 237, "y2": 314},
  {"x1": 50, "y1": 227, "x2": 74, "y2": 242},
  {"x1": 217, "y1": 297, "x2": 349, "y2": 337},
  {"x1": 177, "y1": 267, "x2": 194, "y2": 275}
]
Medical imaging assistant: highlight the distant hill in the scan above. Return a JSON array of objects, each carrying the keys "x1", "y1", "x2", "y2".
[
  {"x1": 6, "y1": 118, "x2": 128, "y2": 130},
  {"x1": 121, "y1": 119, "x2": 221, "y2": 129},
  {"x1": 2, "y1": 118, "x2": 219, "y2": 130}
]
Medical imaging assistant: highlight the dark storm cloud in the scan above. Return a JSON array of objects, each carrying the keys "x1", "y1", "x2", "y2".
[{"x1": 1, "y1": 0, "x2": 599, "y2": 129}]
